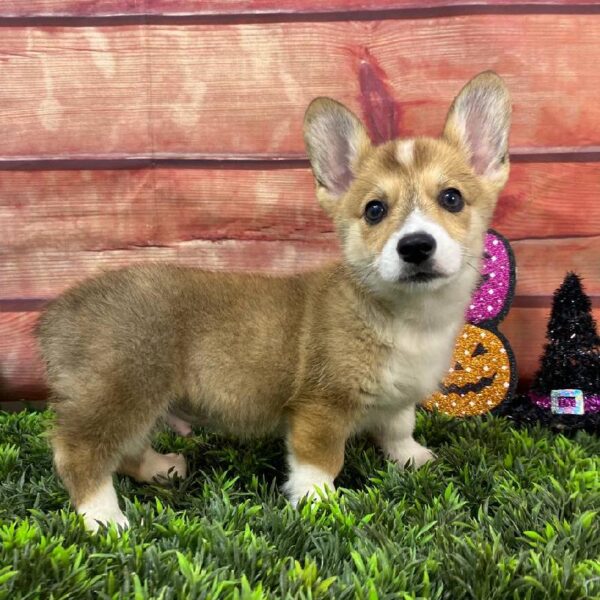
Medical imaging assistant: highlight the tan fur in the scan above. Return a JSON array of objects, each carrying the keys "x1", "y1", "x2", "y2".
[{"x1": 37, "y1": 71, "x2": 511, "y2": 528}]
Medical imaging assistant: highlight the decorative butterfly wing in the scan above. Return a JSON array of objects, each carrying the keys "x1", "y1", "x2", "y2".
[{"x1": 466, "y1": 230, "x2": 516, "y2": 326}]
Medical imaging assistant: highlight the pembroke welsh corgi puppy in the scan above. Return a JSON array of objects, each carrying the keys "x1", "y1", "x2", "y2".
[{"x1": 37, "y1": 71, "x2": 511, "y2": 531}]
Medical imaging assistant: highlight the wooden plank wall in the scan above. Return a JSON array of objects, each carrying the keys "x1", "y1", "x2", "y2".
[{"x1": 1, "y1": 1, "x2": 599, "y2": 403}]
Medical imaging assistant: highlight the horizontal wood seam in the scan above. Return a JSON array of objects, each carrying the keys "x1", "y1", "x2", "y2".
[
  {"x1": 1, "y1": 4, "x2": 599, "y2": 26},
  {"x1": 1, "y1": 148, "x2": 600, "y2": 171},
  {"x1": 508, "y1": 233, "x2": 600, "y2": 242}
]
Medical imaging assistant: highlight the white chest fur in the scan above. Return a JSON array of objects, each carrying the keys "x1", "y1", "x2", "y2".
[
  {"x1": 359, "y1": 279, "x2": 472, "y2": 414},
  {"x1": 375, "y1": 318, "x2": 459, "y2": 406}
]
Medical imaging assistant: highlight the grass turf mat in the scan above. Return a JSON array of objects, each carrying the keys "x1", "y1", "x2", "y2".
[{"x1": 0, "y1": 410, "x2": 599, "y2": 599}]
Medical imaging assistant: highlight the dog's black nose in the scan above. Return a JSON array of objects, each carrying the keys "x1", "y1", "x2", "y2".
[{"x1": 397, "y1": 232, "x2": 437, "y2": 264}]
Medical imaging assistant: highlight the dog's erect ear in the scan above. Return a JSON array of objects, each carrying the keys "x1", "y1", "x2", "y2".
[
  {"x1": 443, "y1": 71, "x2": 511, "y2": 185},
  {"x1": 304, "y1": 98, "x2": 371, "y2": 210}
]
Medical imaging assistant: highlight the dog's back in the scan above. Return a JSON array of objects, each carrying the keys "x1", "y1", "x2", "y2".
[{"x1": 38, "y1": 263, "x2": 309, "y2": 427}]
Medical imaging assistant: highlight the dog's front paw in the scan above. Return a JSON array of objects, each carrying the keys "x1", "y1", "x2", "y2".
[
  {"x1": 77, "y1": 479, "x2": 130, "y2": 533},
  {"x1": 282, "y1": 463, "x2": 335, "y2": 507},
  {"x1": 79, "y1": 500, "x2": 129, "y2": 533},
  {"x1": 82, "y1": 510, "x2": 129, "y2": 533},
  {"x1": 388, "y1": 439, "x2": 435, "y2": 469}
]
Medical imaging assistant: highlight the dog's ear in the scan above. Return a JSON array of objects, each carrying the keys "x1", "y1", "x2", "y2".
[
  {"x1": 304, "y1": 98, "x2": 371, "y2": 212},
  {"x1": 443, "y1": 71, "x2": 511, "y2": 187}
]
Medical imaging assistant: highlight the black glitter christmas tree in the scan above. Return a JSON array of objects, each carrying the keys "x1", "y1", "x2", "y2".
[
  {"x1": 497, "y1": 272, "x2": 600, "y2": 434},
  {"x1": 531, "y1": 272, "x2": 600, "y2": 396}
]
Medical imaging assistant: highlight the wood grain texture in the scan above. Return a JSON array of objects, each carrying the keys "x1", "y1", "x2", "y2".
[
  {"x1": 2, "y1": 1, "x2": 598, "y2": 18},
  {"x1": 0, "y1": 236, "x2": 597, "y2": 302},
  {"x1": 0, "y1": 240, "x2": 340, "y2": 301},
  {"x1": 1, "y1": 15, "x2": 600, "y2": 157},
  {"x1": 493, "y1": 162, "x2": 600, "y2": 240},
  {"x1": 512, "y1": 237, "x2": 600, "y2": 297},
  {"x1": 0, "y1": 26, "x2": 151, "y2": 157},
  {"x1": 2, "y1": 162, "x2": 597, "y2": 255},
  {"x1": 1, "y1": 163, "x2": 598, "y2": 300},
  {"x1": 0, "y1": 1, "x2": 598, "y2": 405},
  {"x1": 0, "y1": 312, "x2": 46, "y2": 401},
  {"x1": 0, "y1": 1, "x2": 141, "y2": 18},
  {"x1": 4, "y1": 306, "x2": 599, "y2": 401},
  {"x1": 0, "y1": 168, "x2": 331, "y2": 254},
  {"x1": 148, "y1": 16, "x2": 600, "y2": 153}
]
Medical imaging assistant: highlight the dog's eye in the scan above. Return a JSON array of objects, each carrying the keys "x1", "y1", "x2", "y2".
[
  {"x1": 364, "y1": 200, "x2": 387, "y2": 224},
  {"x1": 438, "y1": 188, "x2": 464, "y2": 213}
]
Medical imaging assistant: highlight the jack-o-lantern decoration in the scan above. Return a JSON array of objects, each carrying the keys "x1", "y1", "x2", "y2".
[
  {"x1": 424, "y1": 230, "x2": 517, "y2": 416},
  {"x1": 425, "y1": 324, "x2": 514, "y2": 416}
]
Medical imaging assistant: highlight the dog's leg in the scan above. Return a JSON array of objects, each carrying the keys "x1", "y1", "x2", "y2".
[
  {"x1": 282, "y1": 405, "x2": 350, "y2": 506},
  {"x1": 118, "y1": 446, "x2": 187, "y2": 482},
  {"x1": 52, "y1": 432, "x2": 130, "y2": 532},
  {"x1": 165, "y1": 413, "x2": 193, "y2": 437},
  {"x1": 372, "y1": 404, "x2": 435, "y2": 468},
  {"x1": 50, "y1": 391, "x2": 169, "y2": 532}
]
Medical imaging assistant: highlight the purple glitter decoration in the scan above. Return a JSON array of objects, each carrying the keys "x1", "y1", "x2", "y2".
[
  {"x1": 529, "y1": 391, "x2": 600, "y2": 414},
  {"x1": 466, "y1": 232, "x2": 511, "y2": 324}
]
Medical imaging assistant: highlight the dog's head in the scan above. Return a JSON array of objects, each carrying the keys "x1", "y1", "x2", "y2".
[{"x1": 304, "y1": 71, "x2": 511, "y2": 298}]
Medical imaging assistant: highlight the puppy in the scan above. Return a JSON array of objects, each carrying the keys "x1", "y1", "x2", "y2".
[{"x1": 37, "y1": 71, "x2": 511, "y2": 531}]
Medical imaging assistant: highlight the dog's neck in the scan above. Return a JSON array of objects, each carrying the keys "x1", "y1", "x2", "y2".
[{"x1": 338, "y1": 262, "x2": 479, "y2": 336}]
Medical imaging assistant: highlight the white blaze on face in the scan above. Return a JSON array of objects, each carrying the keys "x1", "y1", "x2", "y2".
[
  {"x1": 396, "y1": 140, "x2": 415, "y2": 165},
  {"x1": 376, "y1": 208, "x2": 463, "y2": 282}
]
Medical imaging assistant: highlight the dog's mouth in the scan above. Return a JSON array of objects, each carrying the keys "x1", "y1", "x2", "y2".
[{"x1": 399, "y1": 271, "x2": 444, "y2": 284}]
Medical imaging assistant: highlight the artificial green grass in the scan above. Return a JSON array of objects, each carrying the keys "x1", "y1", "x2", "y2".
[{"x1": 1, "y1": 410, "x2": 599, "y2": 599}]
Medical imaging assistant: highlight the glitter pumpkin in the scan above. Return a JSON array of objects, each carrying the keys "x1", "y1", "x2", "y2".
[{"x1": 424, "y1": 324, "x2": 512, "y2": 416}]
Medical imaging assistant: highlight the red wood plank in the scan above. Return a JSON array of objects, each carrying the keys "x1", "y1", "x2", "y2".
[
  {"x1": 146, "y1": 0, "x2": 600, "y2": 14},
  {"x1": 1, "y1": 163, "x2": 598, "y2": 252},
  {"x1": 0, "y1": 168, "x2": 332, "y2": 254},
  {"x1": 0, "y1": 164, "x2": 598, "y2": 300},
  {"x1": 0, "y1": 1, "x2": 143, "y2": 18},
  {"x1": 0, "y1": 312, "x2": 46, "y2": 401},
  {"x1": 0, "y1": 26, "x2": 150, "y2": 157},
  {"x1": 1, "y1": 16, "x2": 600, "y2": 157},
  {"x1": 493, "y1": 162, "x2": 600, "y2": 240},
  {"x1": 148, "y1": 16, "x2": 600, "y2": 153},
  {"x1": 0, "y1": 239, "x2": 340, "y2": 301},
  {"x1": 512, "y1": 237, "x2": 600, "y2": 297},
  {"x1": 4, "y1": 306, "x2": 599, "y2": 402},
  {"x1": 1, "y1": 1, "x2": 597, "y2": 18},
  {"x1": 0, "y1": 236, "x2": 597, "y2": 302}
]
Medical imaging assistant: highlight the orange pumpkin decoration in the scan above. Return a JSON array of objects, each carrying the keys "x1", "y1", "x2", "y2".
[{"x1": 424, "y1": 324, "x2": 514, "y2": 416}]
